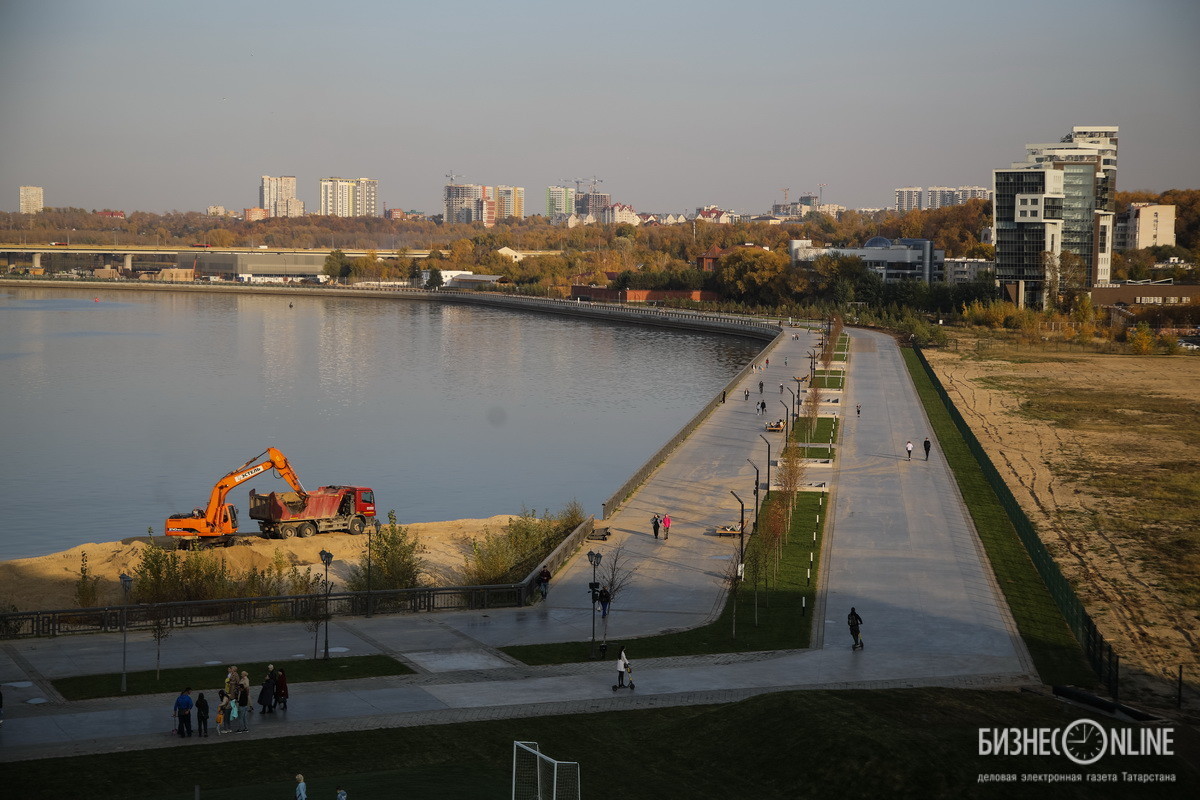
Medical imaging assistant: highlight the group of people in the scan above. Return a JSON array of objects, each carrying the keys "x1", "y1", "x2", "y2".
[
  {"x1": 904, "y1": 438, "x2": 933, "y2": 461},
  {"x1": 651, "y1": 512, "x2": 671, "y2": 540},
  {"x1": 173, "y1": 664, "x2": 289, "y2": 738}
]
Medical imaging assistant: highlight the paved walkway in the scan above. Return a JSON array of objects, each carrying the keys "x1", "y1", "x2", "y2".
[{"x1": 0, "y1": 326, "x2": 1036, "y2": 762}]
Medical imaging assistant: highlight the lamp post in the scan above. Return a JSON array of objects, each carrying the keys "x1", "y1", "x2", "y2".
[
  {"x1": 780, "y1": 400, "x2": 791, "y2": 441},
  {"x1": 586, "y1": 550, "x2": 603, "y2": 658},
  {"x1": 759, "y1": 434, "x2": 772, "y2": 494},
  {"x1": 786, "y1": 387, "x2": 797, "y2": 420},
  {"x1": 730, "y1": 491, "x2": 746, "y2": 565},
  {"x1": 319, "y1": 549, "x2": 333, "y2": 660},
  {"x1": 119, "y1": 573, "x2": 132, "y2": 693},
  {"x1": 747, "y1": 458, "x2": 760, "y2": 532},
  {"x1": 808, "y1": 349, "x2": 817, "y2": 385},
  {"x1": 365, "y1": 521, "x2": 374, "y2": 618}
]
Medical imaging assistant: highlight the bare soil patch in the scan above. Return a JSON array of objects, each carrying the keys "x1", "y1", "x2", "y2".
[
  {"x1": 0, "y1": 516, "x2": 517, "y2": 611},
  {"x1": 924, "y1": 332, "x2": 1200, "y2": 706}
]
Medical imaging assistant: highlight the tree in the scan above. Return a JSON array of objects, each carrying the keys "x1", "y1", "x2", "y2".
[
  {"x1": 715, "y1": 248, "x2": 794, "y2": 305},
  {"x1": 597, "y1": 545, "x2": 639, "y2": 641},
  {"x1": 1128, "y1": 321, "x2": 1155, "y2": 355},
  {"x1": 323, "y1": 249, "x2": 350, "y2": 281},
  {"x1": 345, "y1": 511, "x2": 425, "y2": 591},
  {"x1": 73, "y1": 552, "x2": 101, "y2": 607},
  {"x1": 425, "y1": 267, "x2": 443, "y2": 290}
]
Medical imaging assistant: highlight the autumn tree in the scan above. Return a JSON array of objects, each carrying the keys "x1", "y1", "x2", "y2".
[
  {"x1": 323, "y1": 249, "x2": 350, "y2": 281},
  {"x1": 715, "y1": 248, "x2": 796, "y2": 305}
]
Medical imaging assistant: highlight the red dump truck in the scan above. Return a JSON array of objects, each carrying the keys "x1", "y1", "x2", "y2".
[{"x1": 248, "y1": 485, "x2": 377, "y2": 538}]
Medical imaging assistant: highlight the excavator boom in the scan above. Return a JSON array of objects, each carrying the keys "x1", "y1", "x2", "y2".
[{"x1": 166, "y1": 447, "x2": 305, "y2": 538}]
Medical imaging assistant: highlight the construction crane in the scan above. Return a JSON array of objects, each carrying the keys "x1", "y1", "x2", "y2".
[
  {"x1": 445, "y1": 171, "x2": 465, "y2": 185},
  {"x1": 561, "y1": 178, "x2": 585, "y2": 193},
  {"x1": 585, "y1": 175, "x2": 604, "y2": 194}
]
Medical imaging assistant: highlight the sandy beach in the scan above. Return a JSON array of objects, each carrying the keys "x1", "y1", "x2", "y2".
[{"x1": 0, "y1": 516, "x2": 517, "y2": 612}]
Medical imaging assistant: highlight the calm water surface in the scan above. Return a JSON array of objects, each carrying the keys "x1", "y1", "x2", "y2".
[{"x1": 0, "y1": 287, "x2": 761, "y2": 560}]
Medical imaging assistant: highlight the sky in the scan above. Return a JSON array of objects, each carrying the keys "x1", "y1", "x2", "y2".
[{"x1": 1, "y1": 0, "x2": 1198, "y2": 217}]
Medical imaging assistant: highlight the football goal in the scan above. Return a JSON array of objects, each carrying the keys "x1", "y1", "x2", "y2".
[{"x1": 512, "y1": 740, "x2": 581, "y2": 800}]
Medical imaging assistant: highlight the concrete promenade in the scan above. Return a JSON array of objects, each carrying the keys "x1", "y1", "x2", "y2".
[{"x1": 0, "y1": 326, "x2": 1036, "y2": 762}]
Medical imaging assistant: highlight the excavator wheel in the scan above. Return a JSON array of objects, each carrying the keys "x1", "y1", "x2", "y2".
[
  {"x1": 279, "y1": 524, "x2": 296, "y2": 539},
  {"x1": 348, "y1": 516, "x2": 365, "y2": 535},
  {"x1": 297, "y1": 522, "x2": 316, "y2": 538}
]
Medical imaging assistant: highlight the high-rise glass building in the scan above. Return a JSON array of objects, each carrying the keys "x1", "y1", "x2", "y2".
[
  {"x1": 19, "y1": 186, "x2": 44, "y2": 214},
  {"x1": 993, "y1": 126, "x2": 1117, "y2": 309},
  {"x1": 319, "y1": 178, "x2": 378, "y2": 217}
]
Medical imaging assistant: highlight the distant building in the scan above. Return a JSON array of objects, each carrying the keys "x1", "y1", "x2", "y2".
[
  {"x1": 319, "y1": 177, "x2": 378, "y2": 217},
  {"x1": 495, "y1": 186, "x2": 525, "y2": 220},
  {"x1": 894, "y1": 187, "x2": 923, "y2": 213},
  {"x1": 944, "y1": 257, "x2": 994, "y2": 284},
  {"x1": 260, "y1": 176, "x2": 305, "y2": 218},
  {"x1": 575, "y1": 192, "x2": 611, "y2": 216},
  {"x1": 1115, "y1": 203, "x2": 1176, "y2": 251},
  {"x1": 206, "y1": 206, "x2": 230, "y2": 217},
  {"x1": 694, "y1": 205, "x2": 739, "y2": 224},
  {"x1": 546, "y1": 186, "x2": 576, "y2": 217},
  {"x1": 598, "y1": 203, "x2": 640, "y2": 225},
  {"x1": 19, "y1": 186, "x2": 44, "y2": 214},
  {"x1": 993, "y1": 125, "x2": 1117, "y2": 308},
  {"x1": 790, "y1": 237, "x2": 945, "y2": 283},
  {"x1": 385, "y1": 208, "x2": 427, "y2": 221},
  {"x1": 243, "y1": 207, "x2": 269, "y2": 222},
  {"x1": 955, "y1": 186, "x2": 991, "y2": 204},
  {"x1": 95, "y1": 210, "x2": 125, "y2": 219},
  {"x1": 926, "y1": 187, "x2": 956, "y2": 210}
]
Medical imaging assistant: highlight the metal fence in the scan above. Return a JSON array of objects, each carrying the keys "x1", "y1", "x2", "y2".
[
  {"x1": 0, "y1": 517, "x2": 596, "y2": 640},
  {"x1": 913, "y1": 346, "x2": 1119, "y2": 694}
]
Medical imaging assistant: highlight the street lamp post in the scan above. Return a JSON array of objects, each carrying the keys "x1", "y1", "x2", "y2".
[
  {"x1": 319, "y1": 549, "x2": 333, "y2": 660},
  {"x1": 786, "y1": 387, "x2": 797, "y2": 420},
  {"x1": 747, "y1": 458, "x2": 760, "y2": 532},
  {"x1": 119, "y1": 573, "x2": 132, "y2": 693},
  {"x1": 365, "y1": 521, "x2": 377, "y2": 618},
  {"x1": 586, "y1": 550, "x2": 603, "y2": 658},
  {"x1": 730, "y1": 491, "x2": 746, "y2": 565},
  {"x1": 780, "y1": 400, "x2": 791, "y2": 441},
  {"x1": 808, "y1": 349, "x2": 817, "y2": 385},
  {"x1": 760, "y1": 434, "x2": 772, "y2": 493}
]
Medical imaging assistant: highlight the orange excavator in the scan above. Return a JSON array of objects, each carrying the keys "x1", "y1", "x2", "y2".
[{"x1": 165, "y1": 447, "x2": 306, "y2": 544}]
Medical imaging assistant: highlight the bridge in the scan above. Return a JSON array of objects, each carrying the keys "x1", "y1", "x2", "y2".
[{"x1": 0, "y1": 244, "x2": 435, "y2": 272}]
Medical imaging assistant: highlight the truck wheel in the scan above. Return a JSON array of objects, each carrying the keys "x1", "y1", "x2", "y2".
[
  {"x1": 279, "y1": 524, "x2": 296, "y2": 539},
  {"x1": 348, "y1": 517, "x2": 365, "y2": 535},
  {"x1": 297, "y1": 522, "x2": 316, "y2": 539}
]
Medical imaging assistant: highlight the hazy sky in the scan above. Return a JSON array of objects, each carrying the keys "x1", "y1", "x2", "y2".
[{"x1": 2, "y1": 0, "x2": 1197, "y2": 216}]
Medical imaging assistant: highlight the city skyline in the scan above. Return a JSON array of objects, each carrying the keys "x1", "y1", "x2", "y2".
[{"x1": 1, "y1": 0, "x2": 1197, "y2": 216}]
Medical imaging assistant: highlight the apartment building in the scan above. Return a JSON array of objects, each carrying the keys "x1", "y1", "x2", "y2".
[
  {"x1": 19, "y1": 185, "x2": 44, "y2": 214},
  {"x1": 319, "y1": 177, "x2": 378, "y2": 217},
  {"x1": 894, "y1": 187, "x2": 923, "y2": 213},
  {"x1": 1115, "y1": 203, "x2": 1176, "y2": 251},
  {"x1": 495, "y1": 186, "x2": 525, "y2": 220},
  {"x1": 546, "y1": 186, "x2": 576, "y2": 217},
  {"x1": 260, "y1": 176, "x2": 305, "y2": 218}
]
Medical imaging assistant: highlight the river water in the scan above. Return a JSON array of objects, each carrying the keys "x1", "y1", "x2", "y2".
[{"x1": 0, "y1": 286, "x2": 762, "y2": 560}]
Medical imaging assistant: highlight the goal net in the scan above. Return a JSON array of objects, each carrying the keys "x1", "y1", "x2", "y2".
[{"x1": 512, "y1": 741, "x2": 581, "y2": 800}]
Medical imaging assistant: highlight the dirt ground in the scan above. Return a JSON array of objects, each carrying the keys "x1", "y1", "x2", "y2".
[
  {"x1": 923, "y1": 333, "x2": 1200, "y2": 707},
  {"x1": 0, "y1": 516, "x2": 516, "y2": 611}
]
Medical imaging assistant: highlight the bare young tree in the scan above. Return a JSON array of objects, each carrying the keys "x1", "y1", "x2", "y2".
[{"x1": 598, "y1": 545, "x2": 639, "y2": 641}]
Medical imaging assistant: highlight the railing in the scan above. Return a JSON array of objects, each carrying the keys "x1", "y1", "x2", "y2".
[
  {"x1": 0, "y1": 517, "x2": 597, "y2": 640},
  {"x1": 912, "y1": 346, "x2": 1119, "y2": 694},
  {"x1": 601, "y1": 328, "x2": 786, "y2": 518}
]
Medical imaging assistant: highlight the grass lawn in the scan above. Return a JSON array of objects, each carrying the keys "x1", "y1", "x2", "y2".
[
  {"x1": 53, "y1": 654, "x2": 413, "y2": 700},
  {"x1": 8, "y1": 688, "x2": 1196, "y2": 800},
  {"x1": 503, "y1": 491, "x2": 826, "y2": 666},
  {"x1": 902, "y1": 349, "x2": 1095, "y2": 687}
]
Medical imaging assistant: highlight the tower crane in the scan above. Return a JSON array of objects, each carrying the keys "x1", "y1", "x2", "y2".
[
  {"x1": 445, "y1": 171, "x2": 466, "y2": 185},
  {"x1": 585, "y1": 175, "x2": 604, "y2": 194},
  {"x1": 561, "y1": 178, "x2": 585, "y2": 193}
]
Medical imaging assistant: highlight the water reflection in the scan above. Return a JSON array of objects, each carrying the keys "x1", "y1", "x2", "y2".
[{"x1": 0, "y1": 287, "x2": 762, "y2": 559}]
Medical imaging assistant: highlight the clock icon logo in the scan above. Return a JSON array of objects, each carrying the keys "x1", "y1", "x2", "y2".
[{"x1": 1062, "y1": 719, "x2": 1107, "y2": 765}]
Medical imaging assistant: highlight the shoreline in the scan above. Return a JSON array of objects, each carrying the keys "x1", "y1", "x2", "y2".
[{"x1": 0, "y1": 515, "x2": 518, "y2": 613}]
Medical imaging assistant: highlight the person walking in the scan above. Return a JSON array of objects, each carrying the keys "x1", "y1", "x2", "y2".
[
  {"x1": 744, "y1": 389, "x2": 749, "y2": 401},
  {"x1": 613, "y1": 646, "x2": 633, "y2": 690},
  {"x1": 537, "y1": 565, "x2": 552, "y2": 599},
  {"x1": 661, "y1": 514, "x2": 671, "y2": 540},
  {"x1": 173, "y1": 688, "x2": 194, "y2": 738},
  {"x1": 274, "y1": 668, "x2": 289, "y2": 710},
  {"x1": 195, "y1": 692, "x2": 209, "y2": 738},
  {"x1": 856, "y1": 404, "x2": 860, "y2": 417},
  {"x1": 848, "y1": 607, "x2": 864, "y2": 650},
  {"x1": 759, "y1": 380, "x2": 764, "y2": 394},
  {"x1": 598, "y1": 586, "x2": 611, "y2": 618},
  {"x1": 651, "y1": 513, "x2": 661, "y2": 539},
  {"x1": 923, "y1": 437, "x2": 931, "y2": 461},
  {"x1": 295, "y1": 774, "x2": 307, "y2": 800},
  {"x1": 779, "y1": 383, "x2": 784, "y2": 394},
  {"x1": 905, "y1": 440, "x2": 914, "y2": 460},
  {"x1": 258, "y1": 672, "x2": 275, "y2": 714}
]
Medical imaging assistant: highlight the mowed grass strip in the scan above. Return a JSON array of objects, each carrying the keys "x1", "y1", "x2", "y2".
[
  {"x1": 503, "y1": 492, "x2": 826, "y2": 666},
  {"x1": 53, "y1": 654, "x2": 413, "y2": 700},
  {"x1": 902, "y1": 349, "x2": 1095, "y2": 686},
  {"x1": 8, "y1": 688, "x2": 1196, "y2": 800}
]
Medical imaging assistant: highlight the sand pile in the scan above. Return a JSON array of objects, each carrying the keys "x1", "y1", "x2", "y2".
[{"x1": 0, "y1": 516, "x2": 516, "y2": 612}]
